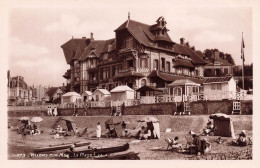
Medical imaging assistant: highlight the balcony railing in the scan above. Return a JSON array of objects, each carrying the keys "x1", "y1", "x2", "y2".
[{"x1": 119, "y1": 67, "x2": 135, "y2": 73}]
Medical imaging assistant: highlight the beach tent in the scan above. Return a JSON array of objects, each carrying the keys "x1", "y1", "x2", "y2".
[
  {"x1": 209, "y1": 113, "x2": 236, "y2": 139},
  {"x1": 82, "y1": 91, "x2": 92, "y2": 102},
  {"x1": 61, "y1": 92, "x2": 82, "y2": 104},
  {"x1": 92, "y1": 89, "x2": 111, "y2": 101},
  {"x1": 138, "y1": 117, "x2": 160, "y2": 139},
  {"x1": 52, "y1": 117, "x2": 77, "y2": 135},
  {"x1": 110, "y1": 85, "x2": 135, "y2": 101}
]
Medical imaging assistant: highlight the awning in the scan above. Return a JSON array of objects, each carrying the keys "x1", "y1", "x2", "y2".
[
  {"x1": 113, "y1": 71, "x2": 144, "y2": 79},
  {"x1": 203, "y1": 76, "x2": 232, "y2": 84},
  {"x1": 148, "y1": 70, "x2": 203, "y2": 84},
  {"x1": 168, "y1": 79, "x2": 201, "y2": 86},
  {"x1": 136, "y1": 85, "x2": 163, "y2": 92},
  {"x1": 173, "y1": 60, "x2": 194, "y2": 68}
]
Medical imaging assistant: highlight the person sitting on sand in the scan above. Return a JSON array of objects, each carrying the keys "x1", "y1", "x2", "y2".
[
  {"x1": 105, "y1": 124, "x2": 111, "y2": 138},
  {"x1": 54, "y1": 132, "x2": 63, "y2": 139},
  {"x1": 75, "y1": 126, "x2": 80, "y2": 136},
  {"x1": 139, "y1": 126, "x2": 151, "y2": 140},
  {"x1": 32, "y1": 123, "x2": 40, "y2": 135},
  {"x1": 201, "y1": 138, "x2": 211, "y2": 154},
  {"x1": 57, "y1": 125, "x2": 63, "y2": 132},
  {"x1": 121, "y1": 121, "x2": 127, "y2": 137},
  {"x1": 234, "y1": 130, "x2": 247, "y2": 146},
  {"x1": 216, "y1": 136, "x2": 223, "y2": 144},
  {"x1": 168, "y1": 136, "x2": 183, "y2": 150},
  {"x1": 203, "y1": 120, "x2": 215, "y2": 136},
  {"x1": 191, "y1": 133, "x2": 202, "y2": 156},
  {"x1": 110, "y1": 128, "x2": 118, "y2": 138}
]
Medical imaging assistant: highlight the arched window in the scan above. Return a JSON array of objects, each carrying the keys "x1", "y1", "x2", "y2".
[
  {"x1": 141, "y1": 79, "x2": 147, "y2": 87},
  {"x1": 173, "y1": 87, "x2": 182, "y2": 96}
]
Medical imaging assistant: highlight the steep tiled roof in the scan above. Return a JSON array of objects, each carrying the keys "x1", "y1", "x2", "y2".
[
  {"x1": 148, "y1": 70, "x2": 203, "y2": 84},
  {"x1": 100, "y1": 38, "x2": 116, "y2": 53},
  {"x1": 78, "y1": 40, "x2": 107, "y2": 61},
  {"x1": 61, "y1": 38, "x2": 90, "y2": 64},
  {"x1": 203, "y1": 76, "x2": 232, "y2": 84},
  {"x1": 172, "y1": 43, "x2": 190, "y2": 55},
  {"x1": 72, "y1": 46, "x2": 83, "y2": 60},
  {"x1": 115, "y1": 19, "x2": 206, "y2": 65},
  {"x1": 172, "y1": 44, "x2": 207, "y2": 65},
  {"x1": 115, "y1": 19, "x2": 174, "y2": 47},
  {"x1": 173, "y1": 59, "x2": 194, "y2": 68},
  {"x1": 195, "y1": 50, "x2": 204, "y2": 58},
  {"x1": 181, "y1": 45, "x2": 207, "y2": 65}
]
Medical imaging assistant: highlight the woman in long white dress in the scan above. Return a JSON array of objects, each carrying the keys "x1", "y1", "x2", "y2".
[{"x1": 96, "y1": 122, "x2": 101, "y2": 139}]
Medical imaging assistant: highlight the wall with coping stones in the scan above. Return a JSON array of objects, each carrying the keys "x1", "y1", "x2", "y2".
[
  {"x1": 8, "y1": 100, "x2": 252, "y2": 117},
  {"x1": 190, "y1": 100, "x2": 252, "y2": 115}
]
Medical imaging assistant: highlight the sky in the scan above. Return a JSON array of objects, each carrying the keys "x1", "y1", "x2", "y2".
[{"x1": 6, "y1": 0, "x2": 253, "y2": 87}]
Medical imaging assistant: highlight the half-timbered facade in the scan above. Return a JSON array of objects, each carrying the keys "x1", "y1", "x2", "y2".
[{"x1": 61, "y1": 16, "x2": 207, "y2": 94}]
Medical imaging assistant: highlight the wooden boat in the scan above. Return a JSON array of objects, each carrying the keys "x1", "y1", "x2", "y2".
[
  {"x1": 33, "y1": 142, "x2": 91, "y2": 153},
  {"x1": 65, "y1": 143, "x2": 129, "y2": 158},
  {"x1": 94, "y1": 152, "x2": 140, "y2": 160}
]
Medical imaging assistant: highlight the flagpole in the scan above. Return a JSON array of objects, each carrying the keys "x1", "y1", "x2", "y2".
[{"x1": 242, "y1": 32, "x2": 245, "y2": 91}]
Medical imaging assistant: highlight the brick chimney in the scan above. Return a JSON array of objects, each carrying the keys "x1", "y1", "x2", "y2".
[
  {"x1": 214, "y1": 51, "x2": 220, "y2": 63},
  {"x1": 180, "y1": 38, "x2": 185, "y2": 45},
  {"x1": 90, "y1": 32, "x2": 94, "y2": 41}
]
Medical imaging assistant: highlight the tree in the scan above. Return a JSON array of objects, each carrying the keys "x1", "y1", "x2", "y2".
[
  {"x1": 203, "y1": 49, "x2": 235, "y2": 65},
  {"x1": 244, "y1": 63, "x2": 253, "y2": 76},
  {"x1": 225, "y1": 54, "x2": 235, "y2": 65},
  {"x1": 237, "y1": 78, "x2": 253, "y2": 90}
]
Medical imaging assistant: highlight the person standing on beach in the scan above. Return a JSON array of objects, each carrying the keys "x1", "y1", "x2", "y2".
[
  {"x1": 121, "y1": 103, "x2": 125, "y2": 115},
  {"x1": 96, "y1": 122, "x2": 101, "y2": 139}
]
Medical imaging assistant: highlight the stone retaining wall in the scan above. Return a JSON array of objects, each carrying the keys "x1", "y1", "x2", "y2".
[{"x1": 8, "y1": 100, "x2": 252, "y2": 117}]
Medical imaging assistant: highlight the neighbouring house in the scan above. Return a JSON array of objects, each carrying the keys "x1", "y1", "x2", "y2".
[
  {"x1": 44, "y1": 87, "x2": 64, "y2": 103},
  {"x1": 61, "y1": 15, "x2": 207, "y2": 94},
  {"x1": 7, "y1": 71, "x2": 34, "y2": 105},
  {"x1": 204, "y1": 51, "x2": 234, "y2": 77},
  {"x1": 34, "y1": 85, "x2": 48, "y2": 101},
  {"x1": 92, "y1": 89, "x2": 111, "y2": 101},
  {"x1": 110, "y1": 85, "x2": 135, "y2": 101},
  {"x1": 82, "y1": 91, "x2": 92, "y2": 102},
  {"x1": 61, "y1": 92, "x2": 82, "y2": 104},
  {"x1": 203, "y1": 76, "x2": 236, "y2": 100},
  {"x1": 136, "y1": 85, "x2": 163, "y2": 98},
  {"x1": 167, "y1": 79, "x2": 202, "y2": 101}
]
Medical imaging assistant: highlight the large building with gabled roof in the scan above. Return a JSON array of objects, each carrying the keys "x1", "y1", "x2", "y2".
[{"x1": 61, "y1": 15, "x2": 207, "y2": 94}]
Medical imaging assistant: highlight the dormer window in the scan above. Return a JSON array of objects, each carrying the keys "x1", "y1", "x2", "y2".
[{"x1": 125, "y1": 36, "x2": 133, "y2": 49}]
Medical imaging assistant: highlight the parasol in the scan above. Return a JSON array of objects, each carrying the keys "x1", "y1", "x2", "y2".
[
  {"x1": 19, "y1": 117, "x2": 30, "y2": 121},
  {"x1": 31, "y1": 117, "x2": 43, "y2": 123}
]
